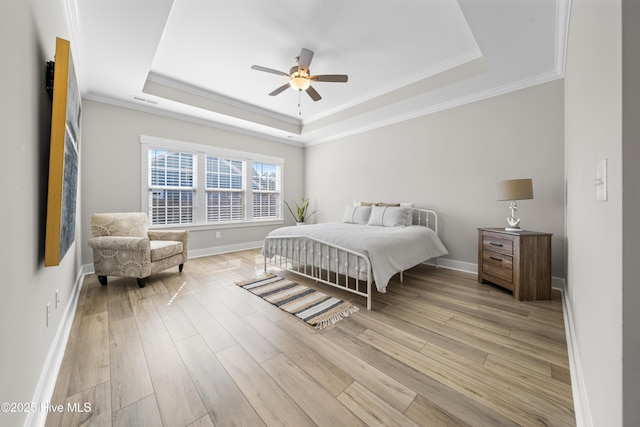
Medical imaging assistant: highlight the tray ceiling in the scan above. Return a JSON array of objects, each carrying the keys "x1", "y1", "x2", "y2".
[{"x1": 67, "y1": 0, "x2": 569, "y2": 145}]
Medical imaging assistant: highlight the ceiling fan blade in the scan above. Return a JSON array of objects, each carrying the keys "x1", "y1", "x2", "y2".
[
  {"x1": 269, "y1": 83, "x2": 290, "y2": 96},
  {"x1": 306, "y1": 85, "x2": 322, "y2": 101},
  {"x1": 310, "y1": 74, "x2": 348, "y2": 82},
  {"x1": 251, "y1": 65, "x2": 290, "y2": 77},
  {"x1": 298, "y1": 48, "x2": 314, "y2": 74}
]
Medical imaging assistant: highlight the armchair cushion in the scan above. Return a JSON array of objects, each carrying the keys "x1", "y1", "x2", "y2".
[{"x1": 150, "y1": 240, "x2": 183, "y2": 262}]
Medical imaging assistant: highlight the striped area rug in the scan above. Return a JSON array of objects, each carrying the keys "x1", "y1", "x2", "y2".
[{"x1": 235, "y1": 274, "x2": 359, "y2": 329}]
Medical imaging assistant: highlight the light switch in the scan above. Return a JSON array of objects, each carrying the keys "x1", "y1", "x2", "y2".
[{"x1": 596, "y1": 158, "x2": 607, "y2": 201}]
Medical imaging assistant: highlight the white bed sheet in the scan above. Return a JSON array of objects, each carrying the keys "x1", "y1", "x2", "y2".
[{"x1": 262, "y1": 222, "x2": 448, "y2": 292}]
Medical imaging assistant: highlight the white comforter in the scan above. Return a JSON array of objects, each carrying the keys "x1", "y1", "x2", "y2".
[{"x1": 262, "y1": 222, "x2": 448, "y2": 293}]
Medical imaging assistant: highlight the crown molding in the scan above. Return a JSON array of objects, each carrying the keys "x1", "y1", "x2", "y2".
[
  {"x1": 82, "y1": 93, "x2": 304, "y2": 147},
  {"x1": 304, "y1": 71, "x2": 563, "y2": 147},
  {"x1": 146, "y1": 72, "x2": 301, "y2": 126}
]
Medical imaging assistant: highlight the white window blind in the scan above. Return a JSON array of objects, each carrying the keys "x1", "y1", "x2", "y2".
[
  {"x1": 206, "y1": 157, "x2": 244, "y2": 222},
  {"x1": 252, "y1": 162, "x2": 280, "y2": 219},
  {"x1": 148, "y1": 149, "x2": 194, "y2": 225}
]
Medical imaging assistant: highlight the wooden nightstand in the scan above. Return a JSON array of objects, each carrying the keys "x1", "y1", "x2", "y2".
[{"x1": 477, "y1": 228, "x2": 552, "y2": 301}]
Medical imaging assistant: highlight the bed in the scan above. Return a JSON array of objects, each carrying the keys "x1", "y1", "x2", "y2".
[{"x1": 262, "y1": 205, "x2": 448, "y2": 310}]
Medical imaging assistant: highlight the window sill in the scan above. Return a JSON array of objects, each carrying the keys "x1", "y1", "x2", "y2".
[{"x1": 148, "y1": 219, "x2": 285, "y2": 232}]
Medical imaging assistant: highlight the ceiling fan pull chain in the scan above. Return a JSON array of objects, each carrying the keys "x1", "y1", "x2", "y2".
[{"x1": 298, "y1": 90, "x2": 302, "y2": 116}]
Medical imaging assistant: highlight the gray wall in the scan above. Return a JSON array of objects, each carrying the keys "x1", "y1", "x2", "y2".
[
  {"x1": 0, "y1": 1, "x2": 81, "y2": 426},
  {"x1": 564, "y1": 0, "x2": 630, "y2": 425},
  {"x1": 305, "y1": 80, "x2": 565, "y2": 278},
  {"x1": 80, "y1": 100, "x2": 305, "y2": 264}
]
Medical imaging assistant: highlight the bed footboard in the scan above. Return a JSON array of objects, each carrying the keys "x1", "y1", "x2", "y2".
[{"x1": 263, "y1": 235, "x2": 374, "y2": 310}]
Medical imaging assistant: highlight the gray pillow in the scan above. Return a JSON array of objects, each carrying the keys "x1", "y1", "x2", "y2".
[
  {"x1": 342, "y1": 205, "x2": 372, "y2": 224},
  {"x1": 367, "y1": 206, "x2": 412, "y2": 227}
]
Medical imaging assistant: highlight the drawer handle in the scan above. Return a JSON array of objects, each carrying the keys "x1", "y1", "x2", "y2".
[
  {"x1": 489, "y1": 242, "x2": 504, "y2": 247},
  {"x1": 489, "y1": 256, "x2": 503, "y2": 262}
]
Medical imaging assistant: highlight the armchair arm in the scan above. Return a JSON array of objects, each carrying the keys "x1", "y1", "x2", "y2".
[
  {"x1": 88, "y1": 235, "x2": 152, "y2": 278},
  {"x1": 87, "y1": 236, "x2": 150, "y2": 251},
  {"x1": 148, "y1": 230, "x2": 188, "y2": 242}
]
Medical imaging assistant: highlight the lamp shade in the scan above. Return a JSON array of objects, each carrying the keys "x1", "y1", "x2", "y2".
[
  {"x1": 290, "y1": 76, "x2": 311, "y2": 91},
  {"x1": 496, "y1": 179, "x2": 533, "y2": 201}
]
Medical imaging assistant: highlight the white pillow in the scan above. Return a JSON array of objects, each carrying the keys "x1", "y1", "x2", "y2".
[
  {"x1": 342, "y1": 205, "x2": 372, "y2": 224},
  {"x1": 403, "y1": 207, "x2": 415, "y2": 225},
  {"x1": 367, "y1": 206, "x2": 411, "y2": 227}
]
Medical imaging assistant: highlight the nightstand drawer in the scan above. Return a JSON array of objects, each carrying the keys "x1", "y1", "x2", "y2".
[
  {"x1": 482, "y1": 232, "x2": 514, "y2": 256},
  {"x1": 482, "y1": 251, "x2": 513, "y2": 286}
]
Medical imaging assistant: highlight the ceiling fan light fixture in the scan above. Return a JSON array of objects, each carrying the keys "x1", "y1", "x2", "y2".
[
  {"x1": 252, "y1": 48, "x2": 347, "y2": 102},
  {"x1": 290, "y1": 76, "x2": 310, "y2": 91}
]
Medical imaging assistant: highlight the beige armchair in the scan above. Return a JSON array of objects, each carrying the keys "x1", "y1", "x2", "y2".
[{"x1": 87, "y1": 212, "x2": 189, "y2": 288}]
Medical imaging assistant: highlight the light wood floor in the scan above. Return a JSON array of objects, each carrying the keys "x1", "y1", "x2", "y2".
[{"x1": 46, "y1": 249, "x2": 575, "y2": 426}]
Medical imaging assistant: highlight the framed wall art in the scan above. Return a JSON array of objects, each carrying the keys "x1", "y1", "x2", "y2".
[{"x1": 44, "y1": 37, "x2": 81, "y2": 267}]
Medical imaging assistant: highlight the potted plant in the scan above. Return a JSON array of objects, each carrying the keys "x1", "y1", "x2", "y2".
[{"x1": 284, "y1": 197, "x2": 318, "y2": 225}]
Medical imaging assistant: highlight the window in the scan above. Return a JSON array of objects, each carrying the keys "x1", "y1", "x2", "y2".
[
  {"x1": 206, "y1": 157, "x2": 244, "y2": 222},
  {"x1": 141, "y1": 136, "x2": 283, "y2": 227},
  {"x1": 252, "y1": 162, "x2": 279, "y2": 219},
  {"x1": 148, "y1": 149, "x2": 194, "y2": 225}
]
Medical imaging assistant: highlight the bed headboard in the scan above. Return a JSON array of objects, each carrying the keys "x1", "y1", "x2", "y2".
[{"x1": 413, "y1": 209, "x2": 439, "y2": 234}]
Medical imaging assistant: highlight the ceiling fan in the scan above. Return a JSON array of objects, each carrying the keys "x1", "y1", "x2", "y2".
[{"x1": 251, "y1": 48, "x2": 348, "y2": 102}]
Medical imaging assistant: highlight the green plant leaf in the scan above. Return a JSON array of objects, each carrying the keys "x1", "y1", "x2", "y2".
[{"x1": 284, "y1": 197, "x2": 318, "y2": 222}]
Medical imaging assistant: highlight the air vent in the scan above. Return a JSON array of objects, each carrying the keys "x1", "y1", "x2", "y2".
[{"x1": 132, "y1": 95, "x2": 158, "y2": 105}]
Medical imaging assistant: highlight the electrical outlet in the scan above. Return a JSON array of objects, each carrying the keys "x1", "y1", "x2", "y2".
[{"x1": 215, "y1": 231, "x2": 221, "y2": 238}]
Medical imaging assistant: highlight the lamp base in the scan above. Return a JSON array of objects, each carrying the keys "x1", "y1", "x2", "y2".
[{"x1": 505, "y1": 226, "x2": 523, "y2": 232}]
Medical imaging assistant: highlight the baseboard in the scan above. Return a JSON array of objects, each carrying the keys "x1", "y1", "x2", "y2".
[
  {"x1": 424, "y1": 257, "x2": 478, "y2": 274},
  {"x1": 25, "y1": 266, "x2": 87, "y2": 427},
  {"x1": 558, "y1": 280, "x2": 593, "y2": 427},
  {"x1": 188, "y1": 240, "x2": 264, "y2": 259},
  {"x1": 552, "y1": 276, "x2": 565, "y2": 290}
]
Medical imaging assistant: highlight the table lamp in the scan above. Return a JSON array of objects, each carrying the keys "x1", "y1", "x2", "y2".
[{"x1": 496, "y1": 178, "x2": 533, "y2": 231}]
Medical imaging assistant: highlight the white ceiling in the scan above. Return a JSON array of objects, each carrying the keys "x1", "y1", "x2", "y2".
[{"x1": 66, "y1": 0, "x2": 569, "y2": 146}]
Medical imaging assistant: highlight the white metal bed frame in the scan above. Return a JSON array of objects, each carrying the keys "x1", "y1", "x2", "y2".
[{"x1": 263, "y1": 209, "x2": 440, "y2": 310}]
